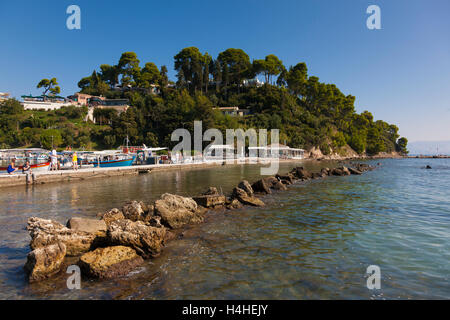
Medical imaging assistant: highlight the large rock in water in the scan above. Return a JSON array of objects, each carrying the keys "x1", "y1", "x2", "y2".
[
  {"x1": 348, "y1": 167, "x2": 362, "y2": 175},
  {"x1": 202, "y1": 187, "x2": 219, "y2": 195},
  {"x1": 252, "y1": 179, "x2": 272, "y2": 194},
  {"x1": 272, "y1": 180, "x2": 287, "y2": 190},
  {"x1": 276, "y1": 174, "x2": 294, "y2": 184},
  {"x1": 193, "y1": 195, "x2": 226, "y2": 208},
  {"x1": 154, "y1": 193, "x2": 205, "y2": 229},
  {"x1": 24, "y1": 242, "x2": 66, "y2": 283},
  {"x1": 238, "y1": 180, "x2": 254, "y2": 196},
  {"x1": 27, "y1": 217, "x2": 100, "y2": 256},
  {"x1": 293, "y1": 167, "x2": 312, "y2": 180},
  {"x1": 226, "y1": 198, "x2": 243, "y2": 210},
  {"x1": 107, "y1": 219, "x2": 166, "y2": 258},
  {"x1": 122, "y1": 201, "x2": 153, "y2": 223},
  {"x1": 67, "y1": 217, "x2": 107, "y2": 234},
  {"x1": 78, "y1": 246, "x2": 144, "y2": 279},
  {"x1": 232, "y1": 187, "x2": 265, "y2": 207}
]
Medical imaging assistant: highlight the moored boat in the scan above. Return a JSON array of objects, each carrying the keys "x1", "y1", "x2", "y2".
[{"x1": 0, "y1": 161, "x2": 51, "y2": 173}]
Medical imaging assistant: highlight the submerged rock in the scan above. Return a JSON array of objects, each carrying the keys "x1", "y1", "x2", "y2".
[
  {"x1": 231, "y1": 187, "x2": 265, "y2": 207},
  {"x1": 67, "y1": 217, "x2": 107, "y2": 234},
  {"x1": 24, "y1": 242, "x2": 66, "y2": 283},
  {"x1": 78, "y1": 246, "x2": 144, "y2": 279},
  {"x1": 107, "y1": 219, "x2": 166, "y2": 259},
  {"x1": 27, "y1": 217, "x2": 100, "y2": 256},
  {"x1": 154, "y1": 193, "x2": 205, "y2": 229}
]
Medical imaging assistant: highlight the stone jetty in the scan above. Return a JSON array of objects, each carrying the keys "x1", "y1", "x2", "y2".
[{"x1": 23, "y1": 163, "x2": 375, "y2": 283}]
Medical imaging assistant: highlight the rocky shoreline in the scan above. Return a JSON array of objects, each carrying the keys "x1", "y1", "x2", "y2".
[{"x1": 23, "y1": 163, "x2": 376, "y2": 283}]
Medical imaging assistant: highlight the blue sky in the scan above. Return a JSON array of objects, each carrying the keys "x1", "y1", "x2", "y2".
[{"x1": 0, "y1": 0, "x2": 449, "y2": 142}]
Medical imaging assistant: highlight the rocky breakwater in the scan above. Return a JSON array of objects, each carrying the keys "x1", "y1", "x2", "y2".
[{"x1": 23, "y1": 162, "x2": 376, "y2": 283}]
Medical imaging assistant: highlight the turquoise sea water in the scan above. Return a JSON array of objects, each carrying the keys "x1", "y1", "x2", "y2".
[{"x1": 0, "y1": 158, "x2": 448, "y2": 299}]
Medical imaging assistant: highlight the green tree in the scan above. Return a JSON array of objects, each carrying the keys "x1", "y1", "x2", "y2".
[
  {"x1": 286, "y1": 63, "x2": 308, "y2": 96},
  {"x1": 174, "y1": 47, "x2": 204, "y2": 92},
  {"x1": 118, "y1": 52, "x2": 141, "y2": 87},
  {"x1": 396, "y1": 137, "x2": 408, "y2": 154},
  {"x1": 217, "y1": 48, "x2": 252, "y2": 92},
  {"x1": 40, "y1": 129, "x2": 62, "y2": 149},
  {"x1": 0, "y1": 99, "x2": 24, "y2": 115},
  {"x1": 37, "y1": 78, "x2": 61, "y2": 97},
  {"x1": 137, "y1": 62, "x2": 161, "y2": 89},
  {"x1": 100, "y1": 64, "x2": 120, "y2": 88}
]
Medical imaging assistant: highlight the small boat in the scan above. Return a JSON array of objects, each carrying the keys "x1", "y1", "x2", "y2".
[
  {"x1": 92, "y1": 157, "x2": 135, "y2": 168},
  {"x1": 88, "y1": 151, "x2": 135, "y2": 168},
  {"x1": 0, "y1": 161, "x2": 51, "y2": 173}
]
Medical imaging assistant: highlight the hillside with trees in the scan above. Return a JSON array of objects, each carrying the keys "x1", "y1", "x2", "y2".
[{"x1": 0, "y1": 48, "x2": 408, "y2": 155}]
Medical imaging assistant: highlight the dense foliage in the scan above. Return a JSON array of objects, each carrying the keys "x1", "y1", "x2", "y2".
[{"x1": 0, "y1": 48, "x2": 408, "y2": 155}]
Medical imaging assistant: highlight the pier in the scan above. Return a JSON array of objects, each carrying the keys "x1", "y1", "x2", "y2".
[{"x1": 0, "y1": 159, "x2": 300, "y2": 188}]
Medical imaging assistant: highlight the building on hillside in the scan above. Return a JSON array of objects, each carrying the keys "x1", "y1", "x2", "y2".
[
  {"x1": 21, "y1": 95, "x2": 73, "y2": 110},
  {"x1": 248, "y1": 143, "x2": 305, "y2": 159},
  {"x1": 0, "y1": 92, "x2": 10, "y2": 102},
  {"x1": 243, "y1": 78, "x2": 264, "y2": 87},
  {"x1": 85, "y1": 98, "x2": 130, "y2": 123},
  {"x1": 213, "y1": 106, "x2": 250, "y2": 117}
]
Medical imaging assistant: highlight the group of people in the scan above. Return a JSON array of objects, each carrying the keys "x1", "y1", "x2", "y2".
[
  {"x1": 5, "y1": 150, "x2": 79, "y2": 184},
  {"x1": 7, "y1": 159, "x2": 36, "y2": 184},
  {"x1": 49, "y1": 149, "x2": 79, "y2": 171}
]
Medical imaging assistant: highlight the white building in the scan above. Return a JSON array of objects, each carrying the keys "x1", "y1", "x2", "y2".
[{"x1": 21, "y1": 100, "x2": 74, "y2": 111}]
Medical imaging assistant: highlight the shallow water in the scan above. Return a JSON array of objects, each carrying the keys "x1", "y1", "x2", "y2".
[{"x1": 0, "y1": 159, "x2": 449, "y2": 299}]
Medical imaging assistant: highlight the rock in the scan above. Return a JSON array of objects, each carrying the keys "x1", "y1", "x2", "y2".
[
  {"x1": 122, "y1": 201, "x2": 153, "y2": 223},
  {"x1": 311, "y1": 172, "x2": 323, "y2": 179},
  {"x1": 331, "y1": 167, "x2": 351, "y2": 176},
  {"x1": 251, "y1": 179, "x2": 272, "y2": 194},
  {"x1": 272, "y1": 180, "x2": 287, "y2": 190},
  {"x1": 27, "y1": 217, "x2": 99, "y2": 256},
  {"x1": 276, "y1": 174, "x2": 294, "y2": 184},
  {"x1": 348, "y1": 167, "x2": 363, "y2": 175},
  {"x1": 238, "y1": 180, "x2": 254, "y2": 196},
  {"x1": 202, "y1": 187, "x2": 219, "y2": 196},
  {"x1": 263, "y1": 176, "x2": 279, "y2": 187},
  {"x1": 231, "y1": 187, "x2": 265, "y2": 207},
  {"x1": 341, "y1": 166, "x2": 351, "y2": 175},
  {"x1": 67, "y1": 217, "x2": 107, "y2": 234},
  {"x1": 320, "y1": 168, "x2": 330, "y2": 176},
  {"x1": 193, "y1": 195, "x2": 226, "y2": 208},
  {"x1": 280, "y1": 179, "x2": 291, "y2": 185},
  {"x1": 147, "y1": 215, "x2": 163, "y2": 228},
  {"x1": 154, "y1": 193, "x2": 205, "y2": 229},
  {"x1": 24, "y1": 242, "x2": 66, "y2": 283},
  {"x1": 78, "y1": 246, "x2": 144, "y2": 279},
  {"x1": 107, "y1": 219, "x2": 166, "y2": 258},
  {"x1": 99, "y1": 208, "x2": 125, "y2": 226},
  {"x1": 426, "y1": 165, "x2": 432, "y2": 169},
  {"x1": 293, "y1": 167, "x2": 312, "y2": 180},
  {"x1": 356, "y1": 163, "x2": 373, "y2": 172},
  {"x1": 225, "y1": 198, "x2": 243, "y2": 210}
]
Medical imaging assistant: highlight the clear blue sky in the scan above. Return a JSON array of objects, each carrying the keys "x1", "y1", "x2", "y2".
[{"x1": 0, "y1": 0, "x2": 449, "y2": 142}]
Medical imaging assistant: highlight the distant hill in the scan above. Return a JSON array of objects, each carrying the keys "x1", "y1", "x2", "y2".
[{"x1": 408, "y1": 141, "x2": 450, "y2": 156}]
